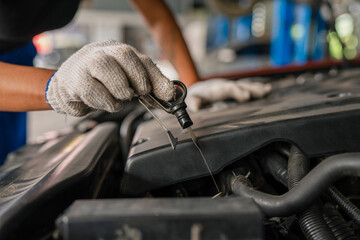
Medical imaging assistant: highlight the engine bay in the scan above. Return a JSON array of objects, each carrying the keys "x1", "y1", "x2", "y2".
[
  {"x1": 0, "y1": 67, "x2": 360, "y2": 239},
  {"x1": 122, "y1": 68, "x2": 360, "y2": 195}
]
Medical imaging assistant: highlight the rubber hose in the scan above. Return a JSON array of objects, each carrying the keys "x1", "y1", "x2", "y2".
[
  {"x1": 327, "y1": 186, "x2": 360, "y2": 226},
  {"x1": 261, "y1": 150, "x2": 359, "y2": 238},
  {"x1": 260, "y1": 150, "x2": 360, "y2": 227},
  {"x1": 259, "y1": 151, "x2": 288, "y2": 186},
  {"x1": 322, "y1": 203, "x2": 358, "y2": 240},
  {"x1": 287, "y1": 146, "x2": 309, "y2": 188},
  {"x1": 288, "y1": 146, "x2": 335, "y2": 240},
  {"x1": 230, "y1": 152, "x2": 360, "y2": 216}
]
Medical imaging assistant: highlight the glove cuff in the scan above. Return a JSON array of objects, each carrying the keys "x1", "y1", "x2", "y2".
[
  {"x1": 46, "y1": 72, "x2": 72, "y2": 115},
  {"x1": 45, "y1": 72, "x2": 56, "y2": 110},
  {"x1": 45, "y1": 73, "x2": 93, "y2": 117}
]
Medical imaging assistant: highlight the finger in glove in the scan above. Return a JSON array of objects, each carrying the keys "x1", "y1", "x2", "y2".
[
  {"x1": 79, "y1": 78, "x2": 123, "y2": 112},
  {"x1": 131, "y1": 48, "x2": 175, "y2": 102},
  {"x1": 103, "y1": 44, "x2": 151, "y2": 96},
  {"x1": 88, "y1": 52, "x2": 134, "y2": 100},
  {"x1": 236, "y1": 81, "x2": 272, "y2": 98}
]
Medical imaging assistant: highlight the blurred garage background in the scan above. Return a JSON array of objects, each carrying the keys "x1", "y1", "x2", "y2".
[{"x1": 28, "y1": 0, "x2": 360, "y2": 142}]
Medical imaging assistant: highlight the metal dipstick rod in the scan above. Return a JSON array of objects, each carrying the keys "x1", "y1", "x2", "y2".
[
  {"x1": 138, "y1": 98, "x2": 178, "y2": 150},
  {"x1": 140, "y1": 81, "x2": 222, "y2": 197},
  {"x1": 188, "y1": 127, "x2": 222, "y2": 197}
]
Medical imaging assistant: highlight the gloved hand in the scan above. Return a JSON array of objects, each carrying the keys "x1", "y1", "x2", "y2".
[
  {"x1": 46, "y1": 40, "x2": 174, "y2": 117},
  {"x1": 186, "y1": 78, "x2": 271, "y2": 112}
]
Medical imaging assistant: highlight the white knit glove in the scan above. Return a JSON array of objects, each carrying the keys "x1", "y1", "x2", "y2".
[
  {"x1": 46, "y1": 40, "x2": 174, "y2": 117},
  {"x1": 186, "y1": 78, "x2": 271, "y2": 112}
]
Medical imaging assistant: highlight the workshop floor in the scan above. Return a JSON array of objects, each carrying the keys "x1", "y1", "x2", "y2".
[{"x1": 27, "y1": 111, "x2": 80, "y2": 143}]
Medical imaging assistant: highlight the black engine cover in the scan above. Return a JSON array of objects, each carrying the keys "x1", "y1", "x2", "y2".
[
  {"x1": 57, "y1": 197, "x2": 262, "y2": 240},
  {"x1": 121, "y1": 69, "x2": 360, "y2": 194},
  {"x1": 0, "y1": 123, "x2": 119, "y2": 239}
]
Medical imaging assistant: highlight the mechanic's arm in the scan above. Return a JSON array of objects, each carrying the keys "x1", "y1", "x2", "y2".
[
  {"x1": 130, "y1": 0, "x2": 199, "y2": 87},
  {"x1": 0, "y1": 61, "x2": 53, "y2": 111},
  {"x1": 0, "y1": 41, "x2": 174, "y2": 115}
]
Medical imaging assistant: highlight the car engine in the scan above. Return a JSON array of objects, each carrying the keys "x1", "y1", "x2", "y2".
[{"x1": 0, "y1": 66, "x2": 360, "y2": 239}]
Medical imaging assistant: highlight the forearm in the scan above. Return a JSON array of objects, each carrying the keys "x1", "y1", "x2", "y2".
[
  {"x1": 0, "y1": 62, "x2": 54, "y2": 111},
  {"x1": 130, "y1": 0, "x2": 199, "y2": 87}
]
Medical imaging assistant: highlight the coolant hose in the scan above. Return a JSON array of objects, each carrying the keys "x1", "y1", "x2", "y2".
[
  {"x1": 288, "y1": 146, "x2": 335, "y2": 240},
  {"x1": 261, "y1": 150, "x2": 360, "y2": 227},
  {"x1": 259, "y1": 151, "x2": 288, "y2": 186},
  {"x1": 230, "y1": 152, "x2": 360, "y2": 216}
]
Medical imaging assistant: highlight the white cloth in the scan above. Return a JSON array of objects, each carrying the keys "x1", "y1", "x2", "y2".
[
  {"x1": 186, "y1": 78, "x2": 271, "y2": 112},
  {"x1": 46, "y1": 40, "x2": 174, "y2": 117}
]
